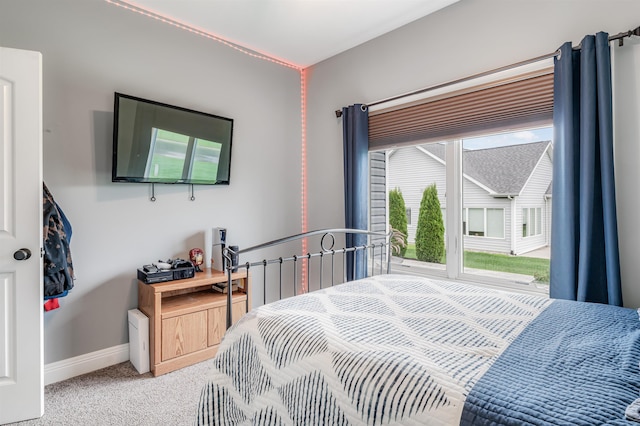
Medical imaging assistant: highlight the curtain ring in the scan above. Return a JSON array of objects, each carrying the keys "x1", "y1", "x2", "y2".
[
  {"x1": 360, "y1": 104, "x2": 368, "y2": 112},
  {"x1": 555, "y1": 49, "x2": 562, "y2": 61}
]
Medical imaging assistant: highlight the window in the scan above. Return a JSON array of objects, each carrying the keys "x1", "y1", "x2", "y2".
[
  {"x1": 371, "y1": 63, "x2": 553, "y2": 290},
  {"x1": 487, "y1": 208, "x2": 505, "y2": 239},
  {"x1": 468, "y1": 208, "x2": 485, "y2": 236},
  {"x1": 463, "y1": 208, "x2": 504, "y2": 238},
  {"x1": 523, "y1": 208, "x2": 542, "y2": 237},
  {"x1": 382, "y1": 127, "x2": 552, "y2": 289}
]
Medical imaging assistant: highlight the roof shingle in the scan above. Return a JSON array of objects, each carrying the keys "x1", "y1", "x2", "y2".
[{"x1": 421, "y1": 141, "x2": 551, "y2": 195}]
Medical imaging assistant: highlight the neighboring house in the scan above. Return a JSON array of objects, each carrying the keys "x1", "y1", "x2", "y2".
[{"x1": 387, "y1": 141, "x2": 552, "y2": 256}]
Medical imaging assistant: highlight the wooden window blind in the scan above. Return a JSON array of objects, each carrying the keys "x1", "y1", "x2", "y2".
[{"x1": 368, "y1": 71, "x2": 554, "y2": 150}]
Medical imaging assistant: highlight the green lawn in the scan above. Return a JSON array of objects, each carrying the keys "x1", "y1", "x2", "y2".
[{"x1": 403, "y1": 244, "x2": 550, "y2": 282}]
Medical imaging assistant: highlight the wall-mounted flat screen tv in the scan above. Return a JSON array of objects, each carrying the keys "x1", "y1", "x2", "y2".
[{"x1": 112, "y1": 92, "x2": 233, "y2": 185}]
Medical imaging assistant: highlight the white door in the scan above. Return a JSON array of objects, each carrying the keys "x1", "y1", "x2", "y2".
[{"x1": 0, "y1": 47, "x2": 44, "y2": 424}]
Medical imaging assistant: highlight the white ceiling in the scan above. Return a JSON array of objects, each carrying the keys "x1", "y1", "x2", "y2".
[{"x1": 123, "y1": 0, "x2": 460, "y2": 68}]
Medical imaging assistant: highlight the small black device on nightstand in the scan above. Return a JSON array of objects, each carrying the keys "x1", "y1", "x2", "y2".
[
  {"x1": 137, "y1": 259, "x2": 195, "y2": 284},
  {"x1": 137, "y1": 267, "x2": 173, "y2": 284}
]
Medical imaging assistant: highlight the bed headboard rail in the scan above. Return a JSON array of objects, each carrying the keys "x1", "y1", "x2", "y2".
[{"x1": 221, "y1": 228, "x2": 391, "y2": 328}]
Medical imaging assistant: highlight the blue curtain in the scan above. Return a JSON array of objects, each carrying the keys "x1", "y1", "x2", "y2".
[
  {"x1": 550, "y1": 32, "x2": 622, "y2": 306},
  {"x1": 342, "y1": 104, "x2": 368, "y2": 281}
]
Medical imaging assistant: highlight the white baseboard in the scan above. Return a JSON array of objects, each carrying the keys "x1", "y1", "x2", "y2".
[{"x1": 44, "y1": 343, "x2": 130, "y2": 385}]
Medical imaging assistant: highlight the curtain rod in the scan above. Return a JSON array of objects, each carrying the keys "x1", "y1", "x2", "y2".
[{"x1": 335, "y1": 25, "x2": 640, "y2": 118}]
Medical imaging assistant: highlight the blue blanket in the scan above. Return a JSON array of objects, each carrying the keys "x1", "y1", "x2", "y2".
[{"x1": 461, "y1": 300, "x2": 640, "y2": 425}]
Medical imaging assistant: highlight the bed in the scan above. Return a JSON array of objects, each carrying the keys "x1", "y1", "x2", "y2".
[{"x1": 195, "y1": 229, "x2": 640, "y2": 425}]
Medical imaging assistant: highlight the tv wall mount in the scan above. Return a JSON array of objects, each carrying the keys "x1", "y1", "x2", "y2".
[{"x1": 149, "y1": 183, "x2": 198, "y2": 202}]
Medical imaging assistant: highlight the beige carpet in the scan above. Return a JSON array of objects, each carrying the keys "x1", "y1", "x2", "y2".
[{"x1": 9, "y1": 360, "x2": 214, "y2": 426}]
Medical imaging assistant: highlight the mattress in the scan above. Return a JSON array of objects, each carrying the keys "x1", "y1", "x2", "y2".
[{"x1": 195, "y1": 274, "x2": 640, "y2": 425}]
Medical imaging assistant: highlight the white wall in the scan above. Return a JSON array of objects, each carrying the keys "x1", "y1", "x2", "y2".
[
  {"x1": 306, "y1": 0, "x2": 640, "y2": 307},
  {"x1": 0, "y1": 0, "x2": 302, "y2": 364},
  {"x1": 614, "y1": 37, "x2": 640, "y2": 309}
]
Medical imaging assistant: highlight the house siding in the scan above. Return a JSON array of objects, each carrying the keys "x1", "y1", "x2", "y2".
[
  {"x1": 369, "y1": 151, "x2": 387, "y2": 259},
  {"x1": 515, "y1": 149, "x2": 553, "y2": 254},
  {"x1": 387, "y1": 146, "x2": 446, "y2": 243}
]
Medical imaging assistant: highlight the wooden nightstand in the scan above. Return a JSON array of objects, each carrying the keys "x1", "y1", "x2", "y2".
[{"x1": 137, "y1": 269, "x2": 250, "y2": 376}]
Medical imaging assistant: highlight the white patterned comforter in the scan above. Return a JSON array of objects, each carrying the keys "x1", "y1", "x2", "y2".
[{"x1": 195, "y1": 274, "x2": 551, "y2": 425}]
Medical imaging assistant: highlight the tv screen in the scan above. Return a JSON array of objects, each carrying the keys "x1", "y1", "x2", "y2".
[{"x1": 112, "y1": 93, "x2": 233, "y2": 185}]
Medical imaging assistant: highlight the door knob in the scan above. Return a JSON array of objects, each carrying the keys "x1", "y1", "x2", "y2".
[{"x1": 13, "y1": 248, "x2": 32, "y2": 261}]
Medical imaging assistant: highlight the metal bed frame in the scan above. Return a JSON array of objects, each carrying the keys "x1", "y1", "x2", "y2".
[{"x1": 221, "y1": 228, "x2": 392, "y2": 328}]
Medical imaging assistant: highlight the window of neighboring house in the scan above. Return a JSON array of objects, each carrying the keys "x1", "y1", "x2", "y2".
[
  {"x1": 406, "y1": 208, "x2": 412, "y2": 225},
  {"x1": 468, "y1": 208, "x2": 485, "y2": 236},
  {"x1": 487, "y1": 208, "x2": 505, "y2": 239},
  {"x1": 463, "y1": 208, "x2": 504, "y2": 238},
  {"x1": 523, "y1": 208, "x2": 542, "y2": 237}
]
